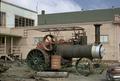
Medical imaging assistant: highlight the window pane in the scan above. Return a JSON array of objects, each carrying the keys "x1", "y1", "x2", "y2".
[
  {"x1": 100, "y1": 35, "x2": 108, "y2": 43},
  {"x1": 15, "y1": 15, "x2": 34, "y2": 27},
  {"x1": 104, "y1": 36, "x2": 108, "y2": 42},
  {"x1": 0, "y1": 12, "x2": 6, "y2": 26},
  {"x1": 26, "y1": 19, "x2": 29, "y2": 26},
  {"x1": 100, "y1": 36, "x2": 103, "y2": 42},
  {"x1": 34, "y1": 37, "x2": 43, "y2": 45}
]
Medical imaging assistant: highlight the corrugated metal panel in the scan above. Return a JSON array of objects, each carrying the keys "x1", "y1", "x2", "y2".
[{"x1": 38, "y1": 8, "x2": 120, "y2": 25}]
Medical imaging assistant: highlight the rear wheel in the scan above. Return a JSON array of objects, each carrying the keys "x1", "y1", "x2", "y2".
[{"x1": 26, "y1": 49, "x2": 48, "y2": 71}]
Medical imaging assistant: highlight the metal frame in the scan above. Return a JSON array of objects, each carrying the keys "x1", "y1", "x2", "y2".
[{"x1": 25, "y1": 26, "x2": 85, "y2": 37}]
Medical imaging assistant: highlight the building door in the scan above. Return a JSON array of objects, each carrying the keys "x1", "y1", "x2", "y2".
[{"x1": 0, "y1": 36, "x2": 11, "y2": 54}]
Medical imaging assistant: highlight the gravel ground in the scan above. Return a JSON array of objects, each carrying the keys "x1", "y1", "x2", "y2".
[{"x1": 0, "y1": 61, "x2": 107, "y2": 81}]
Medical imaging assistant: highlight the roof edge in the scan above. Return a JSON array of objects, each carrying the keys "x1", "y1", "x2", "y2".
[
  {"x1": 1, "y1": 0, "x2": 37, "y2": 13},
  {"x1": 38, "y1": 8, "x2": 120, "y2": 15}
]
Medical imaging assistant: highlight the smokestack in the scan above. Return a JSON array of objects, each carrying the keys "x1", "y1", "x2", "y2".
[
  {"x1": 94, "y1": 24, "x2": 102, "y2": 45},
  {"x1": 41, "y1": 10, "x2": 45, "y2": 15}
]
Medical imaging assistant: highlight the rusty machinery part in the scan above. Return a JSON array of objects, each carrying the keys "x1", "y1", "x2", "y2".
[
  {"x1": 75, "y1": 58, "x2": 93, "y2": 76},
  {"x1": 56, "y1": 44, "x2": 104, "y2": 59},
  {"x1": 36, "y1": 42, "x2": 43, "y2": 49},
  {"x1": 58, "y1": 39, "x2": 65, "y2": 44},
  {"x1": 42, "y1": 34, "x2": 57, "y2": 51},
  {"x1": 75, "y1": 58, "x2": 105, "y2": 76},
  {"x1": 26, "y1": 49, "x2": 49, "y2": 71},
  {"x1": 51, "y1": 55, "x2": 61, "y2": 70}
]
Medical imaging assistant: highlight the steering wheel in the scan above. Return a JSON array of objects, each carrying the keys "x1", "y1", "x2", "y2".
[{"x1": 42, "y1": 34, "x2": 56, "y2": 51}]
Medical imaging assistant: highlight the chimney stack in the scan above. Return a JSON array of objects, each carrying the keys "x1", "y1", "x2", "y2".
[{"x1": 41, "y1": 10, "x2": 45, "y2": 15}]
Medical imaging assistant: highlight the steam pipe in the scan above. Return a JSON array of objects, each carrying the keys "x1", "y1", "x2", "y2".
[{"x1": 56, "y1": 44, "x2": 104, "y2": 59}]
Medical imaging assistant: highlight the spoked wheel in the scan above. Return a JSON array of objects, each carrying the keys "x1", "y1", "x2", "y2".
[
  {"x1": 26, "y1": 49, "x2": 48, "y2": 71},
  {"x1": 106, "y1": 71, "x2": 114, "y2": 81},
  {"x1": 92, "y1": 59, "x2": 105, "y2": 74},
  {"x1": 75, "y1": 58, "x2": 93, "y2": 76}
]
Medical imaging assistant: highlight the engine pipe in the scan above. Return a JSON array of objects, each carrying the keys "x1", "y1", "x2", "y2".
[{"x1": 56, "y1": 44, "x2": 104, "y2": 59}]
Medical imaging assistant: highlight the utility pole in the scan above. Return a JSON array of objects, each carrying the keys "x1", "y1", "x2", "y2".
[{"x1": 34, "y1": 0, "x2": 39, "y2": 14}]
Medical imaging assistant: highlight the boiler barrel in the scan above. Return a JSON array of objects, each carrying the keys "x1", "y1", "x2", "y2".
[{"x1": 56, "y1": 44, "x2": 104, "y2": 59}]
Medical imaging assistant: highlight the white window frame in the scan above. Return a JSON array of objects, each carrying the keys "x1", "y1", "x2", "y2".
[{"x1": 100, "y1": 35, "x2": 109, "y2": 43}]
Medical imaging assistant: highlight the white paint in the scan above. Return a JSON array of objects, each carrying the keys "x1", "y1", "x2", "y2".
[{"x1": 1, "y1": 1, "x2": 37, "y2": 28}]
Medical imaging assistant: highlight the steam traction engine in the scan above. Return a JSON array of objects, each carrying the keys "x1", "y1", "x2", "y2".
[{"x1": 26, "y1": 24, "x2": 105, "y2": 77}]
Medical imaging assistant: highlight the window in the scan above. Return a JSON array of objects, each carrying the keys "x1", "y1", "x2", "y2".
[
  {"x1": 34, "y1": 37, "x2": 43, "y2": 45},
  {"x1": 0, "y1": 37, "x2": 5, "y2": 44},
  {"x1": 0, "y1": 12, "x2": 6, "y2": 26},
  {"x1": 100, "y1": 35, "x2": 109, "y2": 43},
  {"x1": 15, "y1": 15, "x2": 34, "y2": 27}
]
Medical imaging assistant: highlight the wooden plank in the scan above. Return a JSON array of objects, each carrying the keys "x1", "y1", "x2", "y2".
[{"x1": 36, "y1": 72, "x2": 69, "y2": 78}]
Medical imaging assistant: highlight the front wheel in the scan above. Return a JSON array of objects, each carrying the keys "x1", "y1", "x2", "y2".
[
  {"x1": 75, "y1": 58, "x2": 93, "y2": 76},
  {"x1": 106, "y1": 71, "x2": 114, "y2": 81}
]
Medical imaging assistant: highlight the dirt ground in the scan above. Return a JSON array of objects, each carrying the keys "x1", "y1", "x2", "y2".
[{"x1": 0, "y1": 61, "x2": 107, "y2": 81}]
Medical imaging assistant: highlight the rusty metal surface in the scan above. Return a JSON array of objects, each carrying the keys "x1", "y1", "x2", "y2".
[
  {"x1": 56, "y1": 44, "x2": 104, "y2": 59},
  {"x1": 51, "y1": 55, "x2": 61, "y2": 70},
  {"x1": 56, "y1": 45, "x2": 92, "y2": 58}
]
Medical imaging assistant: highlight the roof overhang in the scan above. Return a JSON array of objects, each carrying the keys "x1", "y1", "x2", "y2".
[{"x1": 0, "y1": 33, "x2": 22, "y2": 37}]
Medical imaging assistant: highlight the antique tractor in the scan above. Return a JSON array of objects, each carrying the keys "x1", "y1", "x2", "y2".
[{"x1": 26, "y1": 24, "x2": 105, "y2": 76}]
